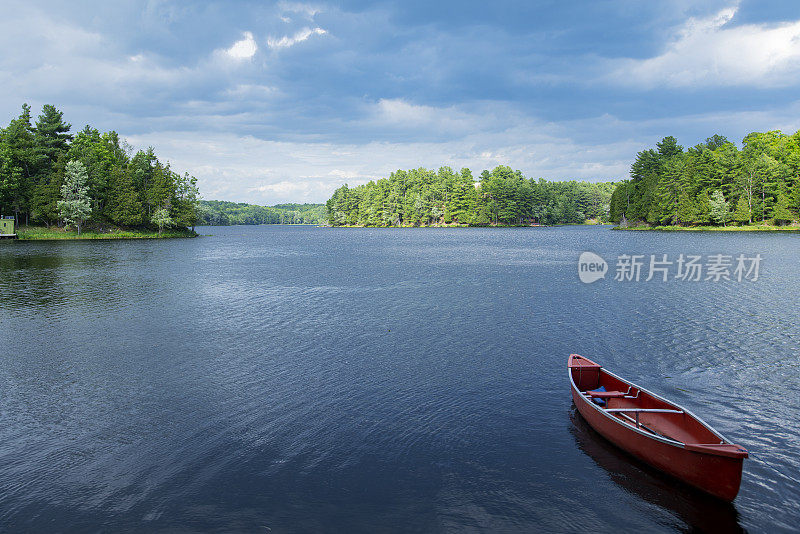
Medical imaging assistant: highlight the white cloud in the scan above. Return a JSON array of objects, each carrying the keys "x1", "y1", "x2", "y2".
[
  {"x1": 370, "y1": 99, "x2": 500, "y2": 139},
  {"x1": 609, "y1": 6, "x2": 800, "y2": 88},
  {"x1": 278, "y1": 2, "x2": 320, "y2": 18},
  {"x1": 252, "y1": 180, "x2": 323, "y2": 197},
  {"x1": 267, "y1": 27, "x2": 327, "y2": 49},
  {"x1": 225, "y1": 31, "x2": 258, "y2": 59},
  {"x1": 376, "y1": 99, "x2": 435, "y2": 124}
]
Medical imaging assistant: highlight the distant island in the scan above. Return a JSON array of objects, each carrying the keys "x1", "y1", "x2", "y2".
[
  {"x1": 610, "y1": 132, "x2": 800, "y2": 230},
  {"x1": 325, "y1": 166, "x2": 615, "y2": 227},
  {"x1": 0, "y1": 104, "x2": 199, "y2": 239},
  {"x1": 197, "y1": 200, "x2": 326, "y2": 226}
]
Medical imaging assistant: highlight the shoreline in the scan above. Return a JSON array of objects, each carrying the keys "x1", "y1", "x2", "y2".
[
  {"x1": 613, "y1": 225, "x2": 800, "y2": 232},
  {"x1": 327, "y1": 222, "x2": 611, "y2": 229},
  {"x1": 13, "y1": 226, "x2": 198, "y2": 241}
]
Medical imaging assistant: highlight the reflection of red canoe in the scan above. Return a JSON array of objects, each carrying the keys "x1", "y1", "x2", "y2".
[{"x1": 568, "y1": 354, "x2": 748, "y2": 501}]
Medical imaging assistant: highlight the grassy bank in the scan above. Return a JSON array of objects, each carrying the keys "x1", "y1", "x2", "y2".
[
  {"x1": 613, "y1": 224, "x2": 800, "y2": 232},
  {"x1": 16, "y1": 225, "x2": 198, "y2": 240}
]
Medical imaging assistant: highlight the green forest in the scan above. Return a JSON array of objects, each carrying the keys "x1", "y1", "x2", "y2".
[
  {"x1": 326, "y1": 166, "x2": 615, "y2": 227},
  {"x1": 0, "y1": 104, "x2": 199, "y2": 234},
  {"x1": 198, "y1": 200, "x2": 326, "y2": 225},
  {"x1": 609, "y1": 132, "x2": 800, "y2": 227}
]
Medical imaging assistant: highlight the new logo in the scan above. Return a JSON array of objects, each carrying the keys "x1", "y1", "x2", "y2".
[{"x1": 578, "y1": 252, "x2": 608, "y2": 284}]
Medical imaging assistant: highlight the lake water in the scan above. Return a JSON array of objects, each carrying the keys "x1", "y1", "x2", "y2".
[{"x1": 0, "y1": 225, "x2": 798, "y2": 532}]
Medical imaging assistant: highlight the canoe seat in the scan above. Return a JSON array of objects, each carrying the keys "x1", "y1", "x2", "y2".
[{"x1": 585, "y1": 386, "x2": 627, "y2": 406}]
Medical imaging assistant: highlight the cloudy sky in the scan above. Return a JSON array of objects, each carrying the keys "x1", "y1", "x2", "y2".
[{"x1": 2, "y1": 1, "x2": 800, "y2": 204}]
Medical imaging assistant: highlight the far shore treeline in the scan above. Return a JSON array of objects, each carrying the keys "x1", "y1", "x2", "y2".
[
  {"x1": 197, "y1": 200, "x2": 326, "y2": 226},
  {"x1": 610, "y1": 132, "x2": 800, "y2": 227},
  {"x1": 0, "y1": 104, "x2": 199, "y2": 234},
  {"x1": 326, "y1": 166, "x2": 615, "y2": 227}
]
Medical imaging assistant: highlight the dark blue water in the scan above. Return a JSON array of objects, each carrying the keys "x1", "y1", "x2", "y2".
[{"x1": 0, "y1": 226, "x2": 798, "y2": 533}]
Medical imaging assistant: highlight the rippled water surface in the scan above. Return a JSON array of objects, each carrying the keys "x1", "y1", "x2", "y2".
[{"x1": 1, "y1": 226, "x2": 798, "y2": 532}]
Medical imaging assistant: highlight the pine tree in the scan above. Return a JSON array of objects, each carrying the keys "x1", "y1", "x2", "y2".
[
  {"x1": 148, "y1": 161, "x2": 173, "y2": 215},
  {"x1": 68, "y1": 126, "x2": 113, "y2": 217},
  {"x1": 656, "y1": 136, "x2": 683, "y2": 159},
  {"x1": 451, "y1": 169, "x2": 476, "y2": 223},
  {"x1": 0, "y1": 142, "x2": 22, "y2": 217},
  {"x1": 695, "y1": 190, "x2": 712, "y2": 225},
  {"x1": 733, "y1": 196, "x2": 751, "y2": 225},
  {"x1": 650, "y1": 157, "x2": 685, "y2": 225},
  {"x1": 130, "y1": 148, "x2": 156, "y2": 217},
  {"x1": 106, "y1": 166, "x2": 144, "y2": 226},
  {"x1": 30, "y1": 154, "x2": 65, "y2": 226},
  {"x1": 172, "y1": 172, "x2": 199, "y2": 230},
  {"x1": 58, "y1": 160, "x2": 92, "y2": 234},
  {"x1": 677, "y1": 190, "x2": 699, "y2": 225},
  {"x1": 34, "y1": 105, "x2": 72, "y2": 170},
  {"x1": 709, "y1": 190, "x2": 730, "y2": 226},
  {"x1": 2, "y1": 105, "x2": 37, "y2": 223},
  {"x1": 772, "y1": 192, "x2": 794, "y2": 225}
]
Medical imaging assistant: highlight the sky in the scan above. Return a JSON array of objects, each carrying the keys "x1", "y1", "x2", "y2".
[{"x1": 2, "y1": 0, "x2": 800, "y2": 204}]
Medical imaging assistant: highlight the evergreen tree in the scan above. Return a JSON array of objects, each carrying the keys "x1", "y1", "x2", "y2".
[
  {"x1": 0, "y1": 142, "x2": 22, "y2": 217},
  {"x1": 656, "y1": 136, "x2": 683, "y2": 159},
  {"x1": 677, "y1": 190, "x2": 699, "y2": 225},
  {"x1": 68, "y1": 126, "x2": 116, "y2": 217},
  {"x1": 58, "y1": 160, "x2": 92, "y2": 234},
  {"x1": 694, "y1": 190, "x2": 712, "y2": 225},
  {"x1": 172, "y1": 172, "x2": 200, "y2": 229},
  {"x1": 130, "y1": 148, "x2": 157, "y2": 217},
  {"x1": 650, "y1": 157, "x2": 684, "y2": 224},
  {"x1": 772, "y1": 192, "x2": 794, "y2": 225},
  {"x1": 733, "y1": 196, "x2": 751, "y2": 226},
  {"x1": 704, "y1": 134, "x2": 730, "y2": 150},
  {"x1": 34, "y1": 104, "x2": 72, "y2": 170},
  {"x1": 709, "y1": 191, "x2": 730, "y2": 226},
  {"x1": 1, "y1": 104, "x2": 37, "y2": 222},
  {"x1": 106, "y1": 166, "x2": 144, "y2": 226},
  {"x1": 30, "y1": 153, "x2": 66, "y2": 226},
  {"x1": 148, "y1": 161, "x2": 174, "y2": 215},
  {"x1": 608, "y1": 181, "x2": 630, "y2": 223}
]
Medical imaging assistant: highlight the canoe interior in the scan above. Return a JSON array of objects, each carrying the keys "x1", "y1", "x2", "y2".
[{"x1": 568, "y1": 354, "x2": 725, "y2": 447}]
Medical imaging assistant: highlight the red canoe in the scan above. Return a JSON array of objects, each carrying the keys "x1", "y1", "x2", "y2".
[{"x1": 568, "y1": 354, "x2": 747, "y2": 501}]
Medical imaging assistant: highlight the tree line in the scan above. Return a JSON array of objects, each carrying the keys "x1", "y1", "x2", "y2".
[
  {"x1": 326, "y1": 166, "x2": 616, "y2": 227},
  {"x1": 0, "y1": 104, "x2": 199, "y2": 233},
  {"x1": 609, "y1": 132, "x2": 800, "y2": 227},
  {"x1": 197, "y1": 200, "x2": 326, "y2": 225}
]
